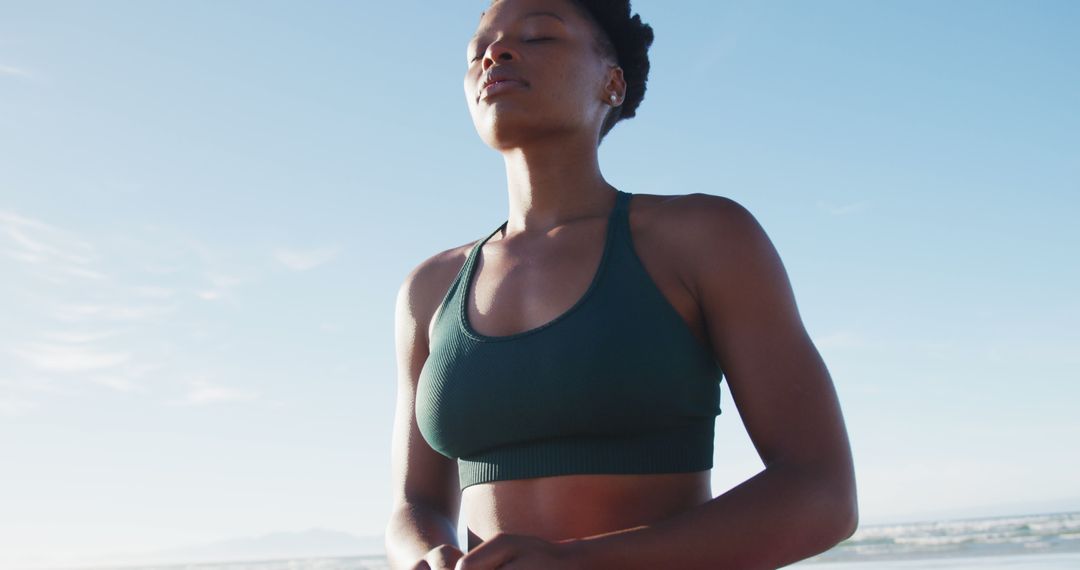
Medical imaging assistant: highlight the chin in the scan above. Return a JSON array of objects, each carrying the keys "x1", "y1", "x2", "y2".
[
  {"x1": 476, "y1": 114, "x2": 578, "y2": 150},
  {"x1": 475, "y1": 111, "x2": 539, "y2": 148}
]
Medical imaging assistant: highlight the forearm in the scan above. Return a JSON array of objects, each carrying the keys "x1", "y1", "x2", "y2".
[
  {"x1": 563, "y1": 464, "x2": 857, "y2": 570},
  {"x1": 385, "y1": 502, "x2": 460, "y2": 570}
]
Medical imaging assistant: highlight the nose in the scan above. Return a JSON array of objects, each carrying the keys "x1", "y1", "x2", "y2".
[{"x1": 481, "y1": 38, "x2": 516, "y2": 70}]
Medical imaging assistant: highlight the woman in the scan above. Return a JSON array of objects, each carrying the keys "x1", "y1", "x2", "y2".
[{"x1": 385, "y1": 0, "x2": 858, "y2": 568}]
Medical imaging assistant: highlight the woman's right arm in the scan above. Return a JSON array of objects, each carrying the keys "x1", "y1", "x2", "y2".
[{"x1": 385, "y1": 256, "x2": 465, "y2": 570}]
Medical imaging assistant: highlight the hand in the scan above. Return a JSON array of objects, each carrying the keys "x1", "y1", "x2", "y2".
[
  {"x1": 453, "y1": 532, "x2": 582, "y2": 570},
  {"x1": 411, "y1": 544, "x2": 466, "y2": 570}
]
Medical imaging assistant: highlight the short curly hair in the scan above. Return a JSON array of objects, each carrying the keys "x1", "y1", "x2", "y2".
[{"x1": 485, "y1": 0, "x2": 655, "y2": 144}]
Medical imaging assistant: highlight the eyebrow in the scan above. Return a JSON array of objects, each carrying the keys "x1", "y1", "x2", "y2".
[
  {"x1": 522, "y1": 11, "x2": 565, "y2": 23},
  {"x1": 471, "y1": 11, "x2": 566, "y2": 42}
]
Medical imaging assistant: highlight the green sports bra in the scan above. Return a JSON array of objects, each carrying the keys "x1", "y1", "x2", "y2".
[{"x1": 415, "y1": 190, "x2": 724, "y2": 490}]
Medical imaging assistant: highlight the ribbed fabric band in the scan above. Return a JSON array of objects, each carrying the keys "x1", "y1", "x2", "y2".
[{"x1": 457, "y1": 418, "x2": 716, "y2": 490}]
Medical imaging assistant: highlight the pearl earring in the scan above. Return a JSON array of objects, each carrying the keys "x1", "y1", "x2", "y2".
[{"x1": 610, "y1": 93, "x2": 617, "y2": 104}]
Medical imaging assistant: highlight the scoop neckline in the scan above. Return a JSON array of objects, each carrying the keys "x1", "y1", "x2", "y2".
[{"x1": 458, "y1": 190, "x2": 625, "y2": 343}]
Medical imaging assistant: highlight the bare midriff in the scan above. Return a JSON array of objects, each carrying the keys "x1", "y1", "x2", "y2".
[{"x1": 463, "y1": 469, "x2": 712, "y2": 551}]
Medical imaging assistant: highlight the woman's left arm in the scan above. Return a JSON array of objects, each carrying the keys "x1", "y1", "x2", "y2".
[{"x1": 567, "y1": 194, "x2": 859, "y2": 569}]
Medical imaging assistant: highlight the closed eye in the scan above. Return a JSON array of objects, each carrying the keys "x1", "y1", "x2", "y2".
[{"x1": 469, "y1": 38, "x2": 554, "y2": 63}]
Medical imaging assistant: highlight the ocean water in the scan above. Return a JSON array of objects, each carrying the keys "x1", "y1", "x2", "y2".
[
  {"x1": 791, "y1": 510, "x2": 1080, "y2": 566},
  {"x1": 798, "y1": 552, "x2": 1080, "y2": 569},
  {"x1": 52, "y1": 511, "x2": 1080, "y2": 570},
  {"x1": 49, "y1": 552, "x2": 1080, "y2": 570},
  {"x1": 65, "y1": 558, "x2": 392, "y2": 570}
]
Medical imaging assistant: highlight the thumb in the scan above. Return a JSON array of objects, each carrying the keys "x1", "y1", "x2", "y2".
[{"x1": 454, "y1": 544, "x2": 515, "y2": 570}]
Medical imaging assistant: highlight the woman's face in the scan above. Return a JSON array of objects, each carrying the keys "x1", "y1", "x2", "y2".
[{"x1": 463, "y1": 0, "x2": 623, "y2": 150}]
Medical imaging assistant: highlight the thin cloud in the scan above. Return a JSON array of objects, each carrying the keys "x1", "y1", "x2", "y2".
[
  {"x1": 1, "y1": 211, "x2": 265, "y2": 410},
  {"x1": 196, "y1": 272, "x2": 245, "y2": 301},
  {"x1": 40, "y1": 329, "x2": 125, "y2": 343},
  {"x1": 61, "y1": 266, "x2": 108, "y2": 280},
  {"x1": 9, "y1": 342, "x2": 131, "y2": 373},
  {"x1": 0, "y1": 211, "x2": 96, "y2": 262},
  {"x1": 166, "y1": 237, "x2": 258, "y2": 300},
  {"x1": 84, "y1": 360, "x2": 162, "y2": 393},
  {"x1": 274, "y1": 245, "x2": 341, "y2": 271},
  {"x1": 132, "y1": 285, "x2": 176, "y2": 299},
  {"x1": 0, "y1": 376, "x2": 78, "y2": 396},
  {"x1": 0, "y1": 210, "x2": 103, "y2": 283},
  {"x1": 50, "y1": 303, "x2": 175, "y2": 322},
  {"x1": 0, "y1": 64, "x2": 30, "y2": 77},
  {"x1": 87, "y1": 374, "x2": 143, "y2": 393},
  {"x1": 143, "y1": 263, "x2": 182, "y2": 275},
  {"x1": 170, "y1": 378, "x2": 258, "y2": 406}
]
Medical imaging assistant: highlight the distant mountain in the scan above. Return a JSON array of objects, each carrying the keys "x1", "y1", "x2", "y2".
[{"x1": 71, "y1": 528, "x2": 385, "y2": 567}]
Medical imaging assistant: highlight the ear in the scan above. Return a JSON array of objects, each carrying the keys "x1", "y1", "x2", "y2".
[{"x1": 604, "y1": 65, "x2": 627, "y2": 105}]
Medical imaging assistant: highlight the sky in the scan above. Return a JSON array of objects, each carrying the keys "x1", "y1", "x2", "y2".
[{"x1": 1, "y1": 0, "x2": 1078, "y2": 566}]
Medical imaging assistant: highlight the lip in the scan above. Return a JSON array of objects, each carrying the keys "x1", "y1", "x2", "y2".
[
  {"x1": 477, "y1": 68, "x2": 529, "y2": 102},
  {"x1": 480, "y1": 79, "x2": 527, "y2": 100}
]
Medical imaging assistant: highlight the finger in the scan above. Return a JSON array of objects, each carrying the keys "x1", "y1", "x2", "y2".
[{"x1": 455, "y1": 534, "x2": 518, "y2": 570}]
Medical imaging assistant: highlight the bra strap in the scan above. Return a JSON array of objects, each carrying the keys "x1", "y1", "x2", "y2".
[{"x1": 612, "y1": 189, "x2": 632, "y2": 238}]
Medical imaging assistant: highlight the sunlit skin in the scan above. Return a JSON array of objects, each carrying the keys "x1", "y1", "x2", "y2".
[{"x1": 385, "y1": 0, "x2": 858, "y2": 568}]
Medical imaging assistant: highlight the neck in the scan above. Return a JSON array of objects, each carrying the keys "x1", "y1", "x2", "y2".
[{"x1": 499, "y1": 135, "x2": 616, "y2": 236}]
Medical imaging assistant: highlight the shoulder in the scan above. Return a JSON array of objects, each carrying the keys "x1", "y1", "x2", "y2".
[
  {"x1": 635, "y1": 191, "x2": 769, "y2": 269},
  {"x1": 395, "y1": 236, "x2": 482, "y2": 345},
  {"x1": 647, "y1": 192, "x2": 762, "y2": 242},
  {"x1": 641, "y1": 192, "x2": 782, "y2": 301}
]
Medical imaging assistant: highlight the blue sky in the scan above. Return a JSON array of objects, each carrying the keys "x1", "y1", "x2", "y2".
[{"x1": 2, "y1": 0, "x2": 1078, "y2": 566}]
